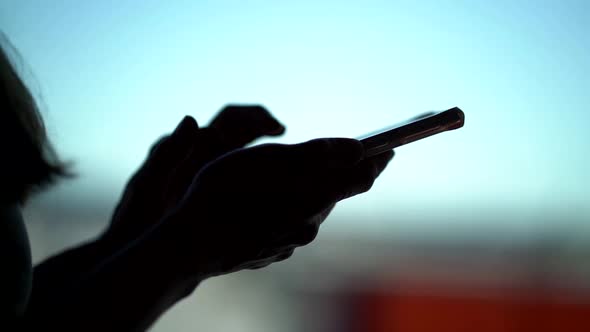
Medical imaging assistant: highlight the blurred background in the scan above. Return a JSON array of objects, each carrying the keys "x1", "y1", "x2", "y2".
[{"x1": 1, "y1": 0, "x2": 589, "y2": 331}]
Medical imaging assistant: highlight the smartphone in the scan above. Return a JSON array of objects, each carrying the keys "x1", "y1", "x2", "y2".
[{"x1": 359, "y1": 107, "x2": 464, "y2": 158}]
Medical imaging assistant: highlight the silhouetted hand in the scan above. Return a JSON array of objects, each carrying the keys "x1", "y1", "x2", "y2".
[
  {"x1": 165, "y1": 138, "x2": 394, "y2": 277},
  {"x1": 103, "y1": 105, "x2": 285, "y2": 249},
  {"x1": 209, "y1": 105, "x2": 285, "y2": 150}
]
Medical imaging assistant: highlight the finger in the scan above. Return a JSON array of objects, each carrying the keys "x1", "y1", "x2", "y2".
[
  {"x1": 289, "y1": 138, "x2": 364, "y2": 167},
  {"x1": 342, "y1": 150, "x2": 394, "y2": 199},
  {"x1": 269, "y1": 222, "x2": 320, "y2": 247},
  {"x1": 245, "y1": 249, "x2": 295, "y2": 270},
  {"x1": 275, "y1": 249, "x2": 295, "y2": 261},
  {"x1": 208, "y1": 105, "x2": 286, "y2": 149},
  {"x1": 147, "y1": 135, "x2": 170, "y2": 156},
  {"x1": 143, "y1": 116, "x2": 200, "y2": 173},
  {"x1": 324, "y1": 150, "x2": 394, "y2": 202},
  {"x1": 227, "y1": 241, "x2": 292, "y2": 271},
  {"x1": 163, "y1": 128, "x2": 225, "y2": 206},
  {"x1": 245, "y1": 262, "x2": 272, "y2": 270},
  {"x1": 124, "y1": 116, "x2": 200, "y2": 191}
]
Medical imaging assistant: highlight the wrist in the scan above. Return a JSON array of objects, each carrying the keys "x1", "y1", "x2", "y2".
[
  {"x1": 157, "y1": 205, "x2": 225, "y2": 280},
  {"x1": 113, "y1": 222, "x2": 203, "y2": 305},
  {"x1": 148, "y1": 209, "x2": 215, "y2": 280}
]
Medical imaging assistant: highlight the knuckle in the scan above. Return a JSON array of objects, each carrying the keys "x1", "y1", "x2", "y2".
[
  {"x1": 299, "y1": 225, "x2": 319, "y2": 245},
  {"x1": 361, "y1": 165, "x2": 378, "y2": 189},
  {"x1": 277, "y1": 250, "x2": 294, "y2": 261},
  {"x1": 359, "y1": 176, "x2": 375, "y2": 193},
  {"x1": 247, "y1": 261, "x2": 272, "y2": 270},
  {"x1": 220, "y1": 104, "x2": 237, "y2": 113},
  {"x1": 148, "y1": 135, "x2": 171, "y2": 155},
  {"x1": 306, "y1": 138, "x2": 331, "y2": 155}
]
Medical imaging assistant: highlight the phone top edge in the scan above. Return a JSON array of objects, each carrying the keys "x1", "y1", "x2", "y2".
[
  {"x1": 440, "y1": 107, "x2": 465, "y2": 130},
  {"x1": 360, "y1": 107, "x2": 465, "y2": 158},
  {"x1": 359, "y1": 107, "x2": 464, "y2": 143}
]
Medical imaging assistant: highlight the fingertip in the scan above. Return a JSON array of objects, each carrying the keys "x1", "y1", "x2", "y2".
[
  {"x1": 333, "y1": 138, "x2": 364, "y2": 165},
  {"x1": 383, "y1": 149, "x2": 395, "y2": 161},
  {"x1": 259, "y1": 109, "x2": 285, "y2": 136},
  {"x1": 174, "y1": 116, "x2": 199, "y2": 134},
  {"x1": 335, "y1": 150, "x2": 394, "y2": 198},
  {"x1": 262, "y1": 110, "x2": 285, "y2": 136},
  {"x1": 365, "y1": 150, "x2": 394, "y2": 178},
  {"x1": 322, "y1": 138, "x2": 364, "y2": 165},
  {"x1": 184, "y1": 115, "x2": 199, "y2": 128},
  {"x1": 267, "y1": 123, "x2": 286, "y2": 136}
]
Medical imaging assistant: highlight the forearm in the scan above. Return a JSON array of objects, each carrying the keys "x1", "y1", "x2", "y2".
[
  {"x1": 28, "y1": 238, "x2": 103, "y2": 312},
  {"x1": 27, "y1": 223, "x2": 203, "y2": 331}
]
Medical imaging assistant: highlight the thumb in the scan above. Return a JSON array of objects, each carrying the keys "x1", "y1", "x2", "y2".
[{"x1": 290, "y1": 138, "x2": 364, "y2": 167}]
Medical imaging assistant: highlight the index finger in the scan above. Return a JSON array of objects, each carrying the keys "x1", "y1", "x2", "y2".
[
  {"x1": 288, "y1": 138, "x2": 364, "y2": 167},
  {"x1": 208, "y1": 105, "x2": 286, "y2": 149}
]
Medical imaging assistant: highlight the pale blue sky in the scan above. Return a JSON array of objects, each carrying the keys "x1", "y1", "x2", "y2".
[{"x1": 1, "y1": 0, "x2": 589, "y2": 237}]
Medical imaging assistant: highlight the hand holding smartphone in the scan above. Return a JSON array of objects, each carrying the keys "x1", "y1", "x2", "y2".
[{"x1": 359, "y1": 107, "x2": 464, "y2": 158}]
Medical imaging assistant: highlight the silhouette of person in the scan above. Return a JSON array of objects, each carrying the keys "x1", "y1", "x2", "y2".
[{"x1": 0, "y1": 34, "x2": 394, "y2": 331}]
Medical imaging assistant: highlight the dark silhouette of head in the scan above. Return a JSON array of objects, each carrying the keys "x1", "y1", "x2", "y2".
[{"x1": 0, "y1": 33, "x2": 69, "y2": 205}]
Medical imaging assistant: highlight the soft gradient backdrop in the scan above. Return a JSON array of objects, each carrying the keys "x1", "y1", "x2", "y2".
[
  {"x1": 1, "y1": 2, "x2": 589, "y2": 330},
  {"x1": 3, "y1": 0, "x2": 588, "y2": 238}
]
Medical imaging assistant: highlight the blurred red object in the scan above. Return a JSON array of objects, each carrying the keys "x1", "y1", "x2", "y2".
[{"x1": 351, "y1": 283, "x2": 590, "y2": 332}]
